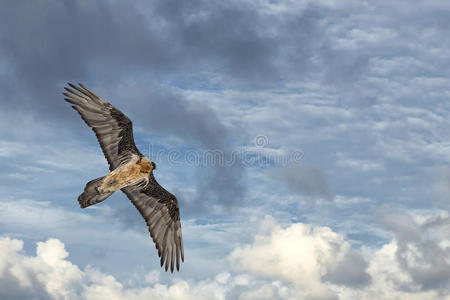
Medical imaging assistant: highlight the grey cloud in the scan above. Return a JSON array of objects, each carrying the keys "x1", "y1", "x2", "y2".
[
  {"x1": 323, "y1": 250, "x2": 372, "y2": 288},
  {"x1": 275, "y1": 164, "x2": 334, "y2": 200},
  {"x1": 319, "y1": 45, "x2": 370, "y2": 87},
  {"x1": 422, "y1": 214, "x2": 450, "y2": 229},
  {"x1": 195, "y1": 154, "x2": 246, "y2": 207},
  {"x1": 105, "y1": 82, "x2": 247, "y2": 213},
  {"x1": 90, "y1": 247, "x2": 107, "y2": 260},
  {"x1": 0, "y1": 0, "x2": 356, "y2": 119},
  {"x1": 0, "y1": 0, "x2": 371, "y2": 213},
  {"x1": 0, "y1": 271, "x2": 50, "y2": 300},
  {"x1": 1, "y1": 0, "x2": 256, "y2": 213},
  {"x1": 0, "y1": 1, "x2": 174, "y2": 117},
  {"x1": 108, "y1": 83, "x2": 232, "y2": 149},
  {"x1": 151, "y1": 0, "x2": 327, "y2": 87},
  {"x1": 378, "y1": 207, "x2": 450, "y2": 293},
  {"x1": 433, "y1": 166, "x2": 450, "y2": 208}
]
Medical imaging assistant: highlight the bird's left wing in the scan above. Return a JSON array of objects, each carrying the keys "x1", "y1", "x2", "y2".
[
  {"x1": 121, "y1": 174, "x2": 184, "y2": 272},
  {"x1": 63, "y1": 83, "x2": 140, "y2": 171}
]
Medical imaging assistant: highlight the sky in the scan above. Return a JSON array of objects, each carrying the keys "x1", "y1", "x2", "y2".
[{"x1": 0, "y1": 0, "x2": 449, "y2": 299}]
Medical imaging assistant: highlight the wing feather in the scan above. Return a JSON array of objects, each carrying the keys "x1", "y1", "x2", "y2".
[
  {"x1": 63, "y1": 83, "x2": 140, "y2": 170},
  {"x1": 121, "y1": 173, "x2": 184, "y2": 272}
]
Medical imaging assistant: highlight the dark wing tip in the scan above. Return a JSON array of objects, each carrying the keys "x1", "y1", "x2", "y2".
[
  {"x1": 67, "y1": 82, "x2": 77, "y2": 89},
  {"x1": 63, "y1": 87, "x2": 76, "y2": 95}
]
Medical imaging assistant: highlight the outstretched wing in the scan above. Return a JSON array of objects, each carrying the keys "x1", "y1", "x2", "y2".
[
  {"x1": 63, "y1": 83, "x2": 141, "y2": 171},
  {"x1": 121, "y1": 173, "x2": 184, "y2": 272}
]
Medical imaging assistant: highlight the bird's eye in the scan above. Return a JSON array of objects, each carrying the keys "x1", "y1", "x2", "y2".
[{"x1": 151, "y1": 162, "x2": 157, "y2": 170}]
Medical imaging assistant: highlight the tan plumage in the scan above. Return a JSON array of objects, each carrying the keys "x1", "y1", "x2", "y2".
[{"x1": 63, "y1": 83, "x2": 184, "y2": 272}]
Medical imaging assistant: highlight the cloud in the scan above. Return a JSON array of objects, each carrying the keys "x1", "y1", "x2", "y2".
[
  {"x1": 1, "y1": 0, "x2": 448, "y2": 219},
  {"x1": 0, "y1": 237, "x2": 82, "y2": 300},
  {"x1": 229, "y1": 217, "x2": 361, "y2": 299},
  {"x1": 323, "y1": 250, "x2": 371, "y2": 288},
  {"x1": 0, "y1": 0, "x2": 256, "y2": 212},
  {"x1": 433, "y1": 166, "x2": 450, "y2": 207},
  {"x1": 0, "y1": 0, "x2": 336, "y2": 117},
  {"x1": 335, "y1": 158, "x2": 385, "y2": 173},
  {"x1": 274, "y1": 164, "x2": 333, "y2": 201},
  {"x1": 2, "y1": 1, "x2": 450, "y2": 299},
  {"x1": 229, "y1": 214, "x2": 449, "y2": 299},
  {"x1": 378, "y1": 207, "x2": 450, "y2": 293},
  {"x1": 0, "y1": 211, "x2": 448, "y2": 300},
  {"x1": 105, "y1": 81, "x2": 247, "y2": 210},
  {"x1": 0, "y1": 236, "x2": 291, "y2": 300}
]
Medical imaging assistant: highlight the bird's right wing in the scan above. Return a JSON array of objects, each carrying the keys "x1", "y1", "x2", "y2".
[
  {"x1": 63, "y1": 83, "x2": 141, "y2": 171},
  {"x1": 121, "y1": 174, "x2": 184, "y2": 272}
]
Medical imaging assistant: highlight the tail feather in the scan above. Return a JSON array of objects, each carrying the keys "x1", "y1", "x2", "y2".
[{"x1": 78, "y1": 176, "x2": 114, "y2": 208}]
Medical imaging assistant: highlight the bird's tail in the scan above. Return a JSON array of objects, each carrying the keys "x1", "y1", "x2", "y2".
[{"x1": 78, "y1": 176, "x2": 114, "y2": 208}]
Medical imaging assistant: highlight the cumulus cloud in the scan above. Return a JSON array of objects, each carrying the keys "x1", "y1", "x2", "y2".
[
  {"x1": 0, "y1": 236, "x2": 293, "y2": 300},
  {"x1": 0, "y1": 211, "x2": 449, "y2": 300},
  {"x1": 229, "y1": 216, "x2": 364, "y2": 299},
  {"x1": 0, "y1": 237, "x2": 82, "y2": 300},
  {"x1": 378, "y1": 208, "x2": 450, "y2": 293},
  {"x1": 323, "y1": 250, "x2": 371, "y2": 288},
  {"x1": 229, "y1": 214, "x2": 449, "y2": 300},
  {"x1": 0, "y1": 236, "x2": 231, "y2": 300}
]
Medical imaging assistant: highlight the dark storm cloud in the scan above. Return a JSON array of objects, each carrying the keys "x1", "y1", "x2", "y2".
[
  {"x1": 0, "y1": 0, "x2": 174, "y2": 118},
  {"x1": 0, "y1": 0, "x2": 350, "y2": 115}
]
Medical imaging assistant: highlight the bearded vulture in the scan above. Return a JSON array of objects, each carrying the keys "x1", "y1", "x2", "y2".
[{"x1": 63, "y1": 83, "x2": 184, "y2": 272}]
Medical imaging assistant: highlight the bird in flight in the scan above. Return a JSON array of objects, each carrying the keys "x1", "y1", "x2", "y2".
[{"x1": 63, "y1": 83, "x2": 184, "y2": 272}]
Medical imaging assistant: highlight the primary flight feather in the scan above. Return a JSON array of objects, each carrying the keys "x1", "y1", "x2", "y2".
[{"x1": 63, "y1": 83, "x2": 184, "y2": 272}]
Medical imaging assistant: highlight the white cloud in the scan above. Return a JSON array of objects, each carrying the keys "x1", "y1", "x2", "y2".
[
  {"x1": 0, "y1": 237, "x2": 82, "y2": 300},
  {"x1": 229, "y1": 220, "x2": 356, "y2": 299},
  {"x1": 229, "y1": 214, "x2": 449, "y2": 299},
  {"x1": 0, "y1": 236, "x2": 228, "y2": 300},
  {"x1": 335, "y1": 158, "x2": 385, "y2": 172},
  {"x1": 0, "y1": 211, "x2": 449, "y2": 300}
]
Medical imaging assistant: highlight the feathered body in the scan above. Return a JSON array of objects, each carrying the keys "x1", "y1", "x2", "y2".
[
  {"x1": 63, "y1": 83, "x2": 184, "y2": 272},
  {"x1": 100, "y1": 154, "x2": 151, "y2": 193}
]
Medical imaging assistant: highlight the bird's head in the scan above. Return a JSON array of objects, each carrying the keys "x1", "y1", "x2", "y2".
[{"x1": 138, "y1": 157, "x2": 156, "y2": 173}]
